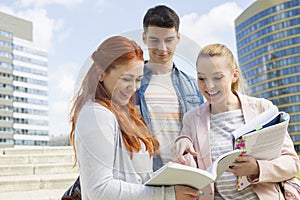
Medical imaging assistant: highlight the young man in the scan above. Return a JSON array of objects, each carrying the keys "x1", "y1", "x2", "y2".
[{"x1": 136, "y1": 5, "x2": 204, "y2": 170}]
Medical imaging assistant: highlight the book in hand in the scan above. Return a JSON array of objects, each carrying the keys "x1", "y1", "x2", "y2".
[
  {"x1": 232, "y1": 106, "x2": 290, "y2": 190},
  {"x1": 232, "y1": 106, "x2": 290, "y2": 160},
  {"x1": 144, "y1": 149, "x2": 243, "y2": 190}
]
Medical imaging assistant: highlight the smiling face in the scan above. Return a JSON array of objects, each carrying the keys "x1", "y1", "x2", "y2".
[
  {"x1": 143, "y1": 26, "x2": 180, "y2": 68},
  {"x1": 197, "y1": 56, "x2": 238, "y2": 108},
  {"x1": 101, "y1": 60, "x2": 144, "y2": 106}
]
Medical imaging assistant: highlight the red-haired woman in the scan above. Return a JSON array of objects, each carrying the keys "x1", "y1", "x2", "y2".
[{"x1": 69, "y1": 36, "x2": 200, "y2": 200}]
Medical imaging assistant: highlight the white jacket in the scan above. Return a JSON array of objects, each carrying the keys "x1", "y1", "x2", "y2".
[{"x1": 75, "y1": 101, "x2": 175, "y2": 200}]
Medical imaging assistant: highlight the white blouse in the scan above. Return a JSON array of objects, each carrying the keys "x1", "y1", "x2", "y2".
[{"x1": 75, "y1": 101, "x2": 175, "y2": 200}]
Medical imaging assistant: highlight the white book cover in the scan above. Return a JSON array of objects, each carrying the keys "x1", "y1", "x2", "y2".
[{"x1": 145, "y1": 149, "x2": 243, "y2": 190}]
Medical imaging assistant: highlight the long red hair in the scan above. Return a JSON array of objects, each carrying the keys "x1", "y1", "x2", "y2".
[{"x1": 69, "y1": 36, "x2": 159, "y2": 163}]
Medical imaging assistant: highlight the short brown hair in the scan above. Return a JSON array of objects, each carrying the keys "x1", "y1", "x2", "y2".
[{"x1": 143, "y1": 5, "x2": 180, "y2": 32}]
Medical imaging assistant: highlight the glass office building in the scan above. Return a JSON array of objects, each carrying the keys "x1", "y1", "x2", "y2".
[
  {"x1": 0, "y1": 11, "x2": 49, "y2": 147},
  {"x1": 235, "y1": 0, "x2": 300, "y2": 153}
]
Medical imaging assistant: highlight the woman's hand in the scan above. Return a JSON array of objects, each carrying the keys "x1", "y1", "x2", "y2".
[
  {"x1": 226, "y1": 155, "x2": 259, "y2": 178},
  {"x1": 171, "y1": 138, "x2": 198, "y2": 165},
  {"x1": 175, "y1": 185, "x2": 200, "y2": 200}
]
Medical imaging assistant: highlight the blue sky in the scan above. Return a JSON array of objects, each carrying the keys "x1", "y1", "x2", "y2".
[{"x1": 0, "y1": 0, "x2": 255, "y2": 136}]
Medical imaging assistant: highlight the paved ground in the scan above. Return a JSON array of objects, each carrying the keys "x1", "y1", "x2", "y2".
[{"x1": 0, "y1": 189, "x2": 66, "y2": 200}]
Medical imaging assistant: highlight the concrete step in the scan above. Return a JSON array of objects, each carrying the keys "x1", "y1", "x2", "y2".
[
  {"x1": 35, "y1": 163, "x2": 78, "y2": 175},
  {"x1": 0, "y1": 154, "x2": 30, "y2": 165},
  {"x1": 0, "y1": 163, "x2": 78, "y2": 176},
  {"x1": 0, "y1": 154, "x2": 74, "y2": 165},
  {"x1": 0, "y1": 164, "x2": 34, "y2": 176},
  {"x1": 29, "y1": 154, "x2": 74, "y2": 164},
  {"x1": 0, "y1": 173, "x2": 79, "y2": 192},
  {"x1": 1, "y1": 146, "x2": 73, "y2": 155},
  {"x1": 0, "y1": 146, "x2": 79, "y2": 194},
  {"x1": 0, "y1": 188, "x2": 68, "y2": 200}
]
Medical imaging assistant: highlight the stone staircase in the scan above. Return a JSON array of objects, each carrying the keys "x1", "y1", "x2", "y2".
[{"x1": 0, "y1": 146, "x2": 79, "y2": 200}]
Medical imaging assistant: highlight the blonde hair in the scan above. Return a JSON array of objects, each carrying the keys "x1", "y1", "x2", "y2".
[{"x1": 196, "y1": 43, "x2": 246, "y2": 93}]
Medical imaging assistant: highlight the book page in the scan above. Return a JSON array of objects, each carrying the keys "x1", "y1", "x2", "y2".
[
  {"x1": 145, "y1": 162, "x2": 215, "y2": 189},
  {"x1": 240, "y1": 116, "x2": 288, "y2": 160},
  {"x1": 145, "y1": 150, "x2": 242, "y2": 190},
  {"x1": 236, "y1": 121, "x2": 287, "y2": 190},
  {"x1": 232, "y1": 107, "x2": 278, "y2": 139},
  {"x1": 207, "y1": 149, "x2": 243, "y2": 179},
  {"x1": 235, "y1": 112, "x2": 289, "y2": 190}
]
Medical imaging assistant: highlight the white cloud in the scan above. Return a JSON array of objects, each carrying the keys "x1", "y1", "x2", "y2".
[
  {"x1": 96, "y1": 0, "x2": 107, "y2": 7},
  {"x1": 49, "y1": 62, "x2": 79, "y2": 94},
  {"x1": 56, "y1": 28, "x2": 71, "y2": 44},
  {"x1": 48, "y1": 99, "x2": 71, "y2": 136},
  {"x1": 48, "y1": 62, "x2": 80, "y2": 136},
  {"x1": 58, "y1": 75, "x2": 76, "y2": 93},
  {"x1": 181, "y1": 2, "x2": 243, "y2": 54},
  {"x1": 18, "y1": 0, "x2": 84, "y2": 8},
  {"x1": 18, "y1": 9, "x2": 63, "y2": 50},
  {"x1": 0, "y1": 4, "x2": 15, "y2": 15},
  {"x1": 0, "y1": 4, "x2": 63, "y2": 51}
]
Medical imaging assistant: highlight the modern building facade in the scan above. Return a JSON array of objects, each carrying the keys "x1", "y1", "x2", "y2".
[
  {"x1": 0, "y1": 11, "x2": 49, "y2": 147},
  {"x1": 235, "y1": 0, "x2": 300, "y2": 153}
]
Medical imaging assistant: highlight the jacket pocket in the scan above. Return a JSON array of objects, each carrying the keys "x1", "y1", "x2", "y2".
[{"x1": 186, "y1": 95, "x2": 201, "y2": 105}]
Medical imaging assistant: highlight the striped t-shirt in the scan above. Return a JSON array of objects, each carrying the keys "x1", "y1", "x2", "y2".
[
  {"x1": 210, "y1": 109, "x2": 259, "y2": 200},
  {"x1": 144, "y1": 72, "x2": 181, "y2": 164}
]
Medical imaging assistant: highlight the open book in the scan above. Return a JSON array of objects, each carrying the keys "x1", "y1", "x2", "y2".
[
  {"x1": 232, "y1": 106, "x2": 289, "y2": 160},
  {"x1": 232, "y1": 106, "x2": 290, "y2": 190},
  {"x1": 144, "y1": 149, "x2": 242, "y2": 190}
]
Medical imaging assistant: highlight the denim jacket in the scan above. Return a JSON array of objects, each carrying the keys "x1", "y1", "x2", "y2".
[{"x1": 136, "y1": 62, "x2": 204, "y2": 130}]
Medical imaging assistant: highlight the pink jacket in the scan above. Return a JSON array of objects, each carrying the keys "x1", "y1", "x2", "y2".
[{"x1": 180, "y1": 93, "x2": 300, "y2": 200}]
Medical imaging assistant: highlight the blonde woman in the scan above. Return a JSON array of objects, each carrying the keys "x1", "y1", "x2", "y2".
[{"x1": 171, "y1": 44, "x2": 299, "y2": 199}]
